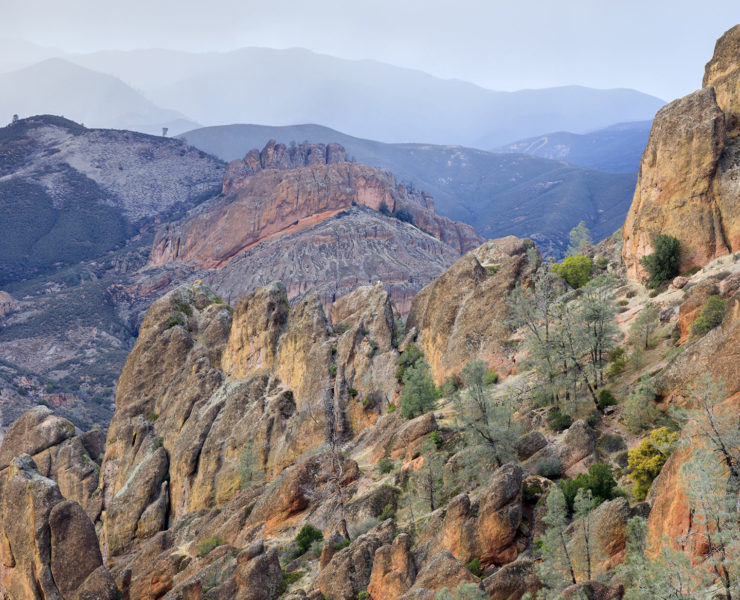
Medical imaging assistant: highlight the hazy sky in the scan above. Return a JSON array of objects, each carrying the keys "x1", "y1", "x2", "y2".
[{"x1": 4, "y1": 0, "x2": 739, "y2": 100}]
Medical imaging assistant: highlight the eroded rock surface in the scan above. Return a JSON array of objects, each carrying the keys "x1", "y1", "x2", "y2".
[{"x1": 623, "y1": 25, "x2": 740, "y2": 279}]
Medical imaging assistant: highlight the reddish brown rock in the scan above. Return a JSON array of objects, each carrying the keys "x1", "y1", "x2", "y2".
[
  {"x1": 368, "y1": 533, "x2": 417, "y2": 600},
  {"x1": 152, "y1": 153, "x2": 481, "y2": 269},
  {"x1": 677, "y1": 281, "x2": 719, "y2": 343},
  {"x1": 416, "y1": 463, "x2": 523, "y2": 566}
]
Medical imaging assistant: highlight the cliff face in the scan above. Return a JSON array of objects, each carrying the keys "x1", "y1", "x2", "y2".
[
  {"x1": 407, "y1": 236, "x2": 536, "y2": 383},
  {"x1": 151, "y1": 141, "x2": 482, "y2": 268},
  {"x1": 623, "y1": 25, "x2": 740, "y2": 280}
]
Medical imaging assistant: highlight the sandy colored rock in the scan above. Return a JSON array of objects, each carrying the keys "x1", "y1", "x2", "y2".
[
  {"x1": 624, "y1": 26, "x2": 740, "y2": 280},
  {"x1": 0, "y1": 405, "x2": 75, "y2": 470},
  {"x1": 409, "y1": 551, "x2": 482, "y2": 592},
  {"x1": 407, "y1": 237, "x2": 536, "y2": 383},
  {"x1": 483, "y1": 558, "x2": 541, "y2": 600},
  {"x1": 151, "y1": 147, "x2": 481, "y2": 269},
  {"x1": 677, "y1": 281, "x2": 719, "y2": 342}
]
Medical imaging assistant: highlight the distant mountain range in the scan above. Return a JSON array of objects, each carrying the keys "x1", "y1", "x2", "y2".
[
  {"x1": 0, "y1": 59, "x2": 198, "y2": 135},
  {"x1": 180, "y1": 123, "x2": 637, "y2": 255},
  {"x1": 498, "y1": 121, "x2": 653, "y2": 173},
  {"x1": 0, "y1": 42, "x2": 664, "y2": 147}
]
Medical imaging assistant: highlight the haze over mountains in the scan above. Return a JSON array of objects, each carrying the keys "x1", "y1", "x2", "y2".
[{"x1": 0, "y1": 41, "x2": 664, "y2": 147}]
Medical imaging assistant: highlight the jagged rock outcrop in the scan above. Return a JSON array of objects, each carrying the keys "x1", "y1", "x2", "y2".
[
  {"x1": 407, "y1": 236, "x2": 536, "y2": 382},
  {"x1": 483, "y1": 558, "x2": 541, "y2": 600},
  {"x1": 416, "y1": 463, "x2": 523, "y2": 566},
  {"x1": 623, "y1": 25, "x2": 740, "y2": 280},
  {"x1": 314, "y1": 520, "x2": 396, "y2": 600},
  {"x1": 367, "y1": 533, "x2": 417, "y2": 600},
  {"x1": 222, "y1": 140, "x2": 347, "y2": 193},
  {"x1": 0, "y1": 454, "x2": 116, "y2": 600},
  {"x1": 151, "y1": 145, "x2": 481, "y2": 268}
]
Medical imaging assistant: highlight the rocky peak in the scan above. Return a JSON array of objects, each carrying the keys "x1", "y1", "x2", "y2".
[
  {"x1": 223, "y1": 139, "x2": 347, "y2": 194},
  {"x1": 623, "y1": 24, "x2": 740, "y2": 280}
]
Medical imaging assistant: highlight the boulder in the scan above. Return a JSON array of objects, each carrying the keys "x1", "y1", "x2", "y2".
[
  {"x1": 409, "y1": 551, "x2": 481, "y2": 592},
  {"x1": 0, "y1": 406, "x2": 75, "y2": 470},
  {"x1": 367, "y1": 533, "x2": 417, "y2": 600},
  {"x1": 483, "y1": 558, "x2": 541, "y2": 600}
]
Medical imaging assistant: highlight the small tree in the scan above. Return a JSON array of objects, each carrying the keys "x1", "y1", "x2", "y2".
[
  {"x1": 400, "y1": 359, "x2": 438, "y2": 419},
  {"x1": 629, "y1": 302, "x2": 660, "y2": 350},
  {"x1": 454, "y1": 360, "x2": 518, "y2": 467},
  {"x1": 566, "y1": 221, "x2": 593, "y2": 257},
  {"x1": 571, "y1": 489, "x2": 597, "y2": 582},
  {"x1": 690, "y1": 295, "x2": 726, "y2": 339},
  {"x1": 623, "y1": 377, "x2": 660, "y2": 433},
  {"x1": 552, "y1": 255, "x2": 593, "y2": 289},
  {"x1": 538, "y1": 485, "x2": 577, "y2": 589},
  {"x1": 627, "y1": 427, "x2": 678, "y2": 500},
  {"x1": 409, "y1": 437, "x2": 445, "y2": 512},
  {"x1": 639, "y1": 234, "x2": 680, "y2": 288},
  {"x1": 560, "y1": 463, "x2": 617, "y2": 512}
]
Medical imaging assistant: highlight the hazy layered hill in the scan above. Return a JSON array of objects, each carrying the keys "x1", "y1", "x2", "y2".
[
  {"x1": 0, "y1": 58, "x2": 198, "y2": 134},
  {"x1": 64, "y1": 46, "x2": 665, "y2": 147},
  {"x1": 181, "y1": 123, "x2": 637, "y2": 254},
  {"x1": 498, "y1": 120, "x2": 653, "y2": 173},
  {"x1": 0, "y1": 115, "x2": 224, "y2": 284}
]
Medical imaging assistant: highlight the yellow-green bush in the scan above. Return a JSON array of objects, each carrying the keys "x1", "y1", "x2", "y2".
[{"x1": 627, "y1": 427, "x2": 679, "y2": 500}]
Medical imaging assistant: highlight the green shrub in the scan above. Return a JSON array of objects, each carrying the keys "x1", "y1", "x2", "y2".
[
  {"x1": 547, "y1": 407, "x2": 573, "y2": 431},
  {"x1": 376, "y1": 457, "x2": 395, "y2": 474},
  {"x1": 595, "y1": 256, "x2": 609, "y2": 270},
  {"x1": 396, "y1": 343, "x2": 424, "y2": 382},
  {"x1": 165, "y1": 314, "x2": 185, "y2": 329},
  {"x1": 329, "y1": 364, "x2": 337, "y2": 378},
  {"x1": 639, "y1": 234, "x2": 680, "y2": 288},
  {"x1": 439, "y1": 375, "x2": 461, "y2": 397},
  {"x1": 348, "y1": 387, "x2": 358, "y2": 398},
  {"x1": 146, "y1": 411, "x2": 159, "y2": 422},
  {"x1": 606, "y1": 346, "x2": 627, "y2": 378},
  {"x1": 465, "y1": 557, "x2": 483, "y2": 577},
  {"x1": 295, "y1": 524, "x2": 323, "y2": 555},
  {"x1": 627, "y1": 427, "x2": 679, "y2": 500},
  {"x1": 333, "y1": 538, "x2": 351, "y2": 551},
  {"x1": 357, "y1": 592, "x2": 370, "y2": 600},
  {"x1": 387, "y1": 403, "x2": 396, "y2": 413},
  {"x1": 560, "y1": 463, "x2": 617, "y2": 512},
  {"x1": 284, "y1": 570, "x2": 305, "y2": 585},
  {"x1": 333, "y1": 322, "x2": 352, "y2": 335},
  {"x1": 400, "y1": 360, "x2": 438, "y2": 419},
  {"x1": 597, "y1": 433, "x2": 626, "y2": 454},
  {"x1": 198, "y1": 535, "x2": 226, "y2": 557},
  {"x1": 552, "y1": 254, "x2": 594, "y2": 288},
  {"x1": 690, "y1": 295, "x2": 726, "y2": 338},
  {"x1": 428, "y1": 430, "x2": 444, "y2": 449},
  {"x1": 598, "y1": 389, "x2": 618, "y2": 410},
  {"x1": 379, "y1": 503, "x2": 396, "y2": 521},
  {"x1": 536, "y1": 456, "x2": 563, "y2": 478},
  {"x1": 483, "y1": 369, "x2": 498, "y2": 386},
  {"x1": 649, "y1": 289, "x2": 660, "y2": 298}
]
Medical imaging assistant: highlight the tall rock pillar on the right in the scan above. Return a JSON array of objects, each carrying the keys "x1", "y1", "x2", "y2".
[{"x1": 623, "y1": 24, "x2": 740, "y2": 281}]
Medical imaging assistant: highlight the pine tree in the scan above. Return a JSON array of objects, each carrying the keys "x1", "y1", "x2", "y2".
[
  {"x1": 629, "y1": 302, "x2": 660, "y2": 350},
  {"x1": 566, "y1": 221, "x2": 593, "y2": 257}
]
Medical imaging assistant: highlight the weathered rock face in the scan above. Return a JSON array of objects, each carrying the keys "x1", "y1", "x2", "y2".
[
  {"x1": 368, "y1": 533, "x2": 417, "y2": 600},
  {"x1": 0, "y1": 455, "x2": 116, "y2": 600},
  {"x1": 151, "y1": 147, "x2": 481, "y2": 268},
  {"x1": 407, "y1": 236, "x2": 536, "y2": 382},
  {"x1": 315, "y1": 520, "x2": 396, "y2": 600},
  {"x1": 97, "y1": 280, "x2": 402, "y2": 564},
  {"x1": 623, "y1": 25, "x2": 740, "y2": 280},
  {"x1": 416, "y1": 463, "x2": 523, "y2": 566},
  {"x1": 659, "y1": 288, "x2": 740, "y2": 401}
]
